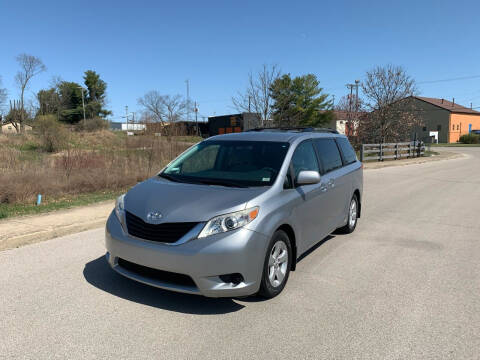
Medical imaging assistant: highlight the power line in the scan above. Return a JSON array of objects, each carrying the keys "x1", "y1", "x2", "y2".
[{"x1": 418, "y1": 75, "x2": 480, "y2": 84}]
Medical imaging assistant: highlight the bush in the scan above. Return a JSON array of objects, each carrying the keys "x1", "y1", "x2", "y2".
[
  {"x1": 75, "y1": 117, "x2": 109, "y2": 132},
  {"x1": 459, "y1": 133, "x2": 480, "y2": 144},
  {"x1": 35, "y1": 115, "x2": 68, "y2": 152}
]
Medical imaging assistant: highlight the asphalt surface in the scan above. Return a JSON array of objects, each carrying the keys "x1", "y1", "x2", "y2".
[{"x1": 1, "y1": 147, "x2": 479, "y2": 359}]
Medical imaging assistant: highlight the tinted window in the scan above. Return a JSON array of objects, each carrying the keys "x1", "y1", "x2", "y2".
[
  {"x1": 336, "y1": 137, "x2": 357, "y2": 165},
  {"x1": 288, "y1": 141, "x2": 319, "y2": 187},
  {"x1": 314, "y1": 139, "x2": 343, "y2": 174},
  {"x1": 162, "y1": 140, "x2": 289, "y2": 187}
]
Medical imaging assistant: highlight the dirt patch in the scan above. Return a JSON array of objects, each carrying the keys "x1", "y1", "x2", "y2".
[{"x1": 0, "y1": 200, "x2": 114, "y2": 251}]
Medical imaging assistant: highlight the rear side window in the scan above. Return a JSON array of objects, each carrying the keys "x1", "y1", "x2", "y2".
[
  {"x1": 314, "y1": 139, "x2": 343, "y2": 174},
  {"x1": 336, "y1": 137, "x2": 357, "y2": 165}
]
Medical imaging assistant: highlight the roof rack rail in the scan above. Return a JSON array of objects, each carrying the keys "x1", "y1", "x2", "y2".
[{"x1": 246, "y1": 127, "x2": 339, "y2": 134}]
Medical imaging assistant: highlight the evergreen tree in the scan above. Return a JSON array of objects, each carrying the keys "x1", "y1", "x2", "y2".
[
  {"x1": 270, "y1": 74, "x2": 333, "y2": 127},
  {"x1": 83, "y1": 70, "x2": 111, "y2": 118}
]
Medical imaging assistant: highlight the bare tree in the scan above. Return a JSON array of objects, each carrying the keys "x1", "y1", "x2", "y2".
[
  {"x1": 360, "y1": 64, "x2": 420, "y2": 143},
  {"x1": 138, "y1": 90, "x2": 167, "y2": 124},
  {"x1": 232, "y1": 64, "x2": 281, "y2": 127},
  {"x1": 14, "y1": 53, "x2": 46, "y2": 131},
  {"x1": 137, "y1": 91, "x2": 188, "y2": 124},
  {"x1": 0, "y1": 76, "x2": 7, "y2": 121}
]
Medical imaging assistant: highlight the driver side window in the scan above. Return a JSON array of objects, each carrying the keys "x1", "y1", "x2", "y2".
[{"x1": 285, "y1": 141, "x2": 319, "y2": 188}]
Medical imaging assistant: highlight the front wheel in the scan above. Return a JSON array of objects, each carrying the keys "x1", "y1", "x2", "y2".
[
  {"x1": 257, "y1": 230, "x2": 292, "y2": 299},
  {"x1": 338, "y1": 194, "x2": 359, "y2": 234}
]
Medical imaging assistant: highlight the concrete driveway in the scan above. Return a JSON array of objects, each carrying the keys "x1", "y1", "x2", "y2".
[{"x1": 1, "y1": 147, "x2": 479, "y2": 359}]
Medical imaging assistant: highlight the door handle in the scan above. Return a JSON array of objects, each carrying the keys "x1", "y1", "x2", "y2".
[
  {"x1": 328, "y1": 179, "x2": 335, "y2": 188},
  {"x1": 320, "y1": 183, "x2": 328, "y2": 192}
]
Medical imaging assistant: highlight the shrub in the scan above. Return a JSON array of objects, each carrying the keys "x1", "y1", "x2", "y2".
[
  {"x1": 75, "y1": 117, "x2": 109, "y2": 132},
  {"x1": 459, "y1": 133, "x2": 480, "y2": 144},
  {"x1": 35, "y1": 115, "x2": 68, "y2": 152}
]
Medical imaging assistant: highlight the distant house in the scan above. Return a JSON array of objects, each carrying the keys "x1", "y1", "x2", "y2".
[
  {"x1": 327, "y1": 111, "x2": 367, "y2": 136},
  {"x1": 1, "y1": 123, "x2": 32, "y2": 134},
  {"x1": 109, "y1": 122, "x2": 146, "y2": 131},
  {"x1": 403, "y1": 96, "x2": 480, "y2": 143}
]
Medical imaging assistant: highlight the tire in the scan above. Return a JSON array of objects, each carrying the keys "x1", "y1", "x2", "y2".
[
  {"x1": 257, "y1": 230, "x2": 292, "y2": 299},
  {"x1": 337, "y1": 194, "x2": 359, "y2": 234}
]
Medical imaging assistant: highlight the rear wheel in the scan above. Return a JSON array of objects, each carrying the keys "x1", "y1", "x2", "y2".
[
  {"x1": 258, "y1": 230, "x2": 291, "y2": 298},
  {"x1": 338, "y1": 194, "x2": 359, "y2": 234}
]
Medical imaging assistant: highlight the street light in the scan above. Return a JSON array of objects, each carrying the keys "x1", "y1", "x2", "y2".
[{"x1": 77, "y1": 86, "x2": 86, "y2": 126}]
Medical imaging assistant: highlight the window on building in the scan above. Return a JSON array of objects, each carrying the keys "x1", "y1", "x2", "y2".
[
  {"x1": 423, "y1": 126, "x2": 427, "y2": 131},
  {"x1": 452, "y1": 124, "x2": 455, "y2": 131},
  {"x1": 457, "y1": 124, "x2": 460, "y2": 130},
  {"x1": 437, "y1": 125, "x2": 442, "y2": 131}
]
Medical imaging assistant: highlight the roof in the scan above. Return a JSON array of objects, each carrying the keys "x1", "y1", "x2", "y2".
[
  {"x1": 414, "y1": 96, "x2": 480, "y2": 115},
  {"x1": 331, "y1": 110, "x2": 368, "y2": 120},
  {"x1": 206, "y1": 129, "x2": 344, "y2": 143}
]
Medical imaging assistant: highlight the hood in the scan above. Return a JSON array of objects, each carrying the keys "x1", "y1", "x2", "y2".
[{"x1": 124, "y1": 177, "x2": 268, "y2": 223}]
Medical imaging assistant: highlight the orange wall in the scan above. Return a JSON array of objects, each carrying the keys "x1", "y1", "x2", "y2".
[{"x1": 449, "y1": 114, "x2": 480, "y2": 143}]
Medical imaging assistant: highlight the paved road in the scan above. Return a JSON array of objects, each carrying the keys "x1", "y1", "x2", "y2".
[{"x1": 1, "y1": 148, "x2": 479, "y2": 359}]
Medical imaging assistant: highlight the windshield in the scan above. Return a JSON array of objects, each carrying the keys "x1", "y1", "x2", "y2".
[{"x1": 161, "y1": 140, "x2": 290, "y2": 187}]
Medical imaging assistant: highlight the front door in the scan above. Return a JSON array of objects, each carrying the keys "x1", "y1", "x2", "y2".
[{"x1": 288, "y1": 140, "x2": 332, "y2": 253}]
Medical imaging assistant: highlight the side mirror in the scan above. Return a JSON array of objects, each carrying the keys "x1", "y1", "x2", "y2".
[{"x1": 296, "y1": 170, "x2": 321, "y2": 186}]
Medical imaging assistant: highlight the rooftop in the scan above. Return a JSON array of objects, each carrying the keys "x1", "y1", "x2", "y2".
[{"x1": 414, "y1": 96, "x2": 480, "y2": 114}]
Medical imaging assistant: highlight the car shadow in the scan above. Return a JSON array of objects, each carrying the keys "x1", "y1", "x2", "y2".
[
  {"x1": 239, "y1": 234, "x2": 336, "y2": 303},
  {"x1": 296, "y1": 234, "x2": 335, "y2": 264},
  {"x1": 83, "y1": 256, "x2": 245, "y2": 315}
]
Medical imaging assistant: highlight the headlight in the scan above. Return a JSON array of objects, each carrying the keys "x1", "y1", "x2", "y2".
[
  {"x1": 198, "y1": 207, "x2": 259, "y2": 238},
  {"x1": 115, "y1": 194, "x2": 126, "y2": 223}
]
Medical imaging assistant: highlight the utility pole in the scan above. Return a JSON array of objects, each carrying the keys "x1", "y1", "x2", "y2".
[
  {"x1": 78, "y1": 87, "x2": 86, "y2": 126},
  {"x1": 125, "y1": 105, "x2": 129, "y2": 131},
  {"x1": 186, "y1": 79, "x2": 190, "y2": 122},
  {"x1": 354, "y1": 80, "x2": 360, "y2": 114},
  {"x1": 194, "y1": 101, "x2": 199, "y2": 135},
  {"x1": 346, "y1": 81, "x2": 360, "y2": 136},
  {"x1": 332, "y1": 94, "x2": 335, "y2": 109},
  {"x1": 248, "y1": 96, "x2": 251, "y2": 112}
]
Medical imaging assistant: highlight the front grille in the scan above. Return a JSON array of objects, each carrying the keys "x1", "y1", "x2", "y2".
[
  {"x1": 125, "y1": 211, "x2": 198, "y2": 243},
  {"x1": 117, "y1": 258, "x2": 196, "y2": 288}
]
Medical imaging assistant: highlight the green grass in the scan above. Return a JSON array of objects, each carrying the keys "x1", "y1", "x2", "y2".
[
  {"x1": 0, "y1": 190, "x2": 124, "y2": 220},
  {"x1": 431, "y1": 143, "x2": 480, "y2": 147},
  {"x1": 424, "y1": 150, "x2": 440, "y2": 157},
  {"x1": 18, "y1": 142, "x2": 40, "y2": 151}
]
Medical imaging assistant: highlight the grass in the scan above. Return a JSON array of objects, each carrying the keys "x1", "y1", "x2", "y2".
[
  {"x1": 0, "y1": 190, "x2": 124, "y2": 220},
  {"x1": 0, "y1": 129, "x2": 192, "y2": 220},
  {"x1": 424, "y1": 150, "x2": 440, "y2": 157},
  {"x1": 431, "y1": 143, "x2": 480, "y2": 147},
  {"x1": 173, "y1": 135, "x2": 203, "y2": 143}
]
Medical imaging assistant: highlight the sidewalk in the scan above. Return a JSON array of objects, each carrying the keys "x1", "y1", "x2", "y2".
[
  {"x1": 363, "y1": 149, "x2": 462, "y2": 169},
  {"x1": 0, "y1": 200, "x2": 114, "y2": 251}
]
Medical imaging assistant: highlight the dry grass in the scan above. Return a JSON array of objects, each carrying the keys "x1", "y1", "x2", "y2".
[{"x1": 0, "y1": 131, "x2": 191, "y2": 205}]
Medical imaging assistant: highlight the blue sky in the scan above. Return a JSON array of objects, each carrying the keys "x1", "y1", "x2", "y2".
[{"x1": 1, "y1": 0, "x2": 480, "y2": 121}]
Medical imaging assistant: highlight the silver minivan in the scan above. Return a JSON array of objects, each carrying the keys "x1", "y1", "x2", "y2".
[{"x1": 105, "y1": 128, "x2": 363, "y2": 298}]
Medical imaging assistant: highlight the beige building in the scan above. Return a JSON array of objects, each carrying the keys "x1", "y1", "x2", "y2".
[{"x1": 1, "y1": 123, "x2": 32, "y2": 134}]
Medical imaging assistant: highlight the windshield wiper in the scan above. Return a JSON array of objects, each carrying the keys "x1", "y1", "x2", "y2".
[
  {"x1": 158, "y1": 173, "x2": 187, "y2": 183},
  {"x1": 194, "y1": 178, "x2": 248, "y2": 188}
]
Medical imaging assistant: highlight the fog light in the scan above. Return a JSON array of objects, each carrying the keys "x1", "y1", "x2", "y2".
[{"x1": 219, "y1": 273, "x2": 244, "y2": 286}]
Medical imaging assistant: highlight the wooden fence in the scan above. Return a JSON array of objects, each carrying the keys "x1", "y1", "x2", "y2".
[{"x1": 360, "y1": 141, "x2": 425, "y2": 162}]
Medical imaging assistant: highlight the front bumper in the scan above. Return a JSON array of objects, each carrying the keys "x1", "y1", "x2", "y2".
[{"x1": 105, "y1": 212, "x2": 269, "y2": 297}]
